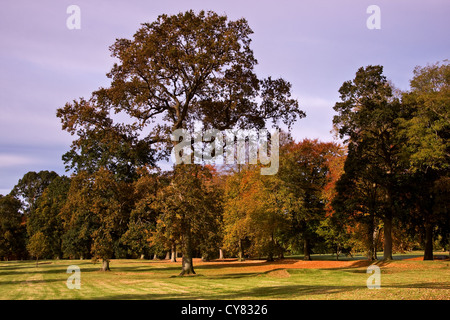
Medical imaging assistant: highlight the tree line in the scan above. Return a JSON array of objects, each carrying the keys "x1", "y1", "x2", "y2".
[{"x1": 0, "y1": 11, "x2": 448, "y2": 275}]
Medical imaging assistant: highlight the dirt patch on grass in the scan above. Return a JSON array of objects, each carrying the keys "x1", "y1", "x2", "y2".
[
  {"x1": 188, "y1": 258, "x2": 375, "y2": 274},
  {"x1": 141, "y1": 257, "x2": 448, "y2": 275},
  {"x1": 404, "y1": 255, "x2": 449, "y2": 261},
  {"x1": 290, "y1": 260, "x2": 374, "y2": 269},
  {"x1": 113, "y1": 272, "x2": 156, "y2": 276},
  {"x1": 266, "y1": 269, "x2": 291, "y2": 278}
]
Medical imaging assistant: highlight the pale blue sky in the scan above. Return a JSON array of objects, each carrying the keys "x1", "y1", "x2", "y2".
[{"x1": 1, "y1": 0, "x2": 449, "y2": 194}]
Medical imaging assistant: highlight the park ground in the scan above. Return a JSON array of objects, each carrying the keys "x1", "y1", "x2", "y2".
[{"x1": 0, "y1": 251, "x2": 448, "y2": 300}]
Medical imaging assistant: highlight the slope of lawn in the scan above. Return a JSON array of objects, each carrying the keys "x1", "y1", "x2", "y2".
[{"x1": 0, "y1": 252, "x2": 448, "y2": 300}]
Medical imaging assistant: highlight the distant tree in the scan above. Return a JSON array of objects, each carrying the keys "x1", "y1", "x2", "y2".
[
  {"x1": 56, "y1": 97, "x2": 157, "y2": 180},
  {"x1": 27, "y1": 231, "x2": 49, "y2": 266},
  {"x1": 60, "y1": 172, "x2": 96, "y2": 260},
  {"x1": 245, "y1": 168, "x2": 288, "y2": 261},
  {"x1": 223, "y1": 166, "x2": 288, "y2": 261},
  {"x1": 222, "y1": 170, "x2": 251, "y2": 261},
  {"x1": 317, "y1": 144, "x2": 353, "y2": 259},
  {"x1": 61, "y1": 169, "x2": 132, "y2": 270},
  {"x1": 279, "y1": 139, "x2": 341, "y2": 260},
  {"x1": 0, "y1": 195, "x2": 27, "y2": 260},
  {"x1": 27, "y1": 176, "x2": 70, "y2": 259},
  {"x1": 153, "y1": 164, "x2": 222, "y2": 275},
  {"x1": 332, "y1": 143, "x2": 385, "y2": 260},
  {"x1": 11, "y1": 171, "x2": 59, "y2": 215},
  {"x1": 121, "y1": 167, "x2": 162, "y2": 259}
]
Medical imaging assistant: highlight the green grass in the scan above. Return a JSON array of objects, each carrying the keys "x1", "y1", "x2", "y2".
[{"x1": 0, "y1": 252, "x2": 448, "y2": 300}]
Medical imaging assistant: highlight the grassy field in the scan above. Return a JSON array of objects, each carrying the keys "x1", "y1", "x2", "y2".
[{"x1": 0, "y1": 252, "x2": 448, "y2": 300}]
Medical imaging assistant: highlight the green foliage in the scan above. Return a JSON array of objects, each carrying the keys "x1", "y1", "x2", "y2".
[
  {"x1": 278, "y1": 139, "x2": 342, "y2": 258},
  {"x1": 152, "y1": 165, "x2": 222, "y2": 273},
  {"x1": 0, "y1": 195, "x2": 26, "y2": 260},
  {"x1": 332, "y1": 65, "x2": 405, "y2": 260},
  {"x1": 223, "y1": 166, "x2": 288, "y2": 260},
  {"x1": 11, "y1": 170, "x2": 59, "y2": 215},
  {"x1": 27, "y1": 176, "x2": 70, "y2": 259},
  {"x1": 26, "y1": 231, "x2": 49, "y2": 265},
  {"x1": 399, "y1": 60, "x2": 449, "y2": 171}
]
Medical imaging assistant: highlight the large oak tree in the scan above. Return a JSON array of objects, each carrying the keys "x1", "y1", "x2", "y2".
[{"x1": 57, "y1": 10, "x2": 304, "y2": 275}]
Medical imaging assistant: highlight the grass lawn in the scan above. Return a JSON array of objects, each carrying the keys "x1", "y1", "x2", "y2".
[{"x1": 0, "y1": 252, "x2": 448, "y2": 300}]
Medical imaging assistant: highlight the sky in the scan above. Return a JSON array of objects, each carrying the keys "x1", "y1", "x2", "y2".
[{"x1": 0, "y1": 0, "x2": 449, "y2": 195}]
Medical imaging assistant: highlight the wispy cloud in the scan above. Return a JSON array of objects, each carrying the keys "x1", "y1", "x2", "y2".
[{"x1": 0, "y1": 154, "x2": 41, "y2": 168}]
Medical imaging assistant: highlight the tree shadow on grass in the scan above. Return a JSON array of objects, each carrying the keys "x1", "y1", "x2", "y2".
[
  {"x1": 383, "y1": 282, "x2": 450, "y2": 290},
  {"x1": 92, "y1": 279, "x2": 450, "y2": 300},
  {"x1": 95, "y1": 283, "x2": 362, "y2": 300},
  {"x1": 0, "y1": 278, "x2": 64, "y2": 286}
]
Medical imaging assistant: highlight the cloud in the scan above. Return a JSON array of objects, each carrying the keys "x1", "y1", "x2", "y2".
[{"x1": 0, "y1": 154, "x2": 41, "y2": 168}]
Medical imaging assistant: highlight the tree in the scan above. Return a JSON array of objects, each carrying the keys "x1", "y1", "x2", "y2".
[
  {"x1": 399, "y1": 61, "x2": 449, "y2": 172},
  {"x1": 61, "y1": 168, "x2": 132, "y2": 270},
  {"x1": 223, "y1": 166, "x2": 288, "y2": 261},
  {"x1": 57, "y1": 11, "x2": 304, "y2": 274},
  {"x1": 27, "y1": 176, "x2": 70, "y2": 259},
  {"x1": 56, "y1": 97, "x2": 157, "y2": 180},
  {"x1": 332, "y1": 143, "x2": 384, "y2": 260},
  {"x1": 11, "y1": 171, "x2": 59, "y2": 215},
  {"x1": 398, "y1": 60, "x2": 449, "y2": 260},
  {"x1": 57, "y1": 10, "x2": 304, "y2": 174},
  {"x1": 153, "y1": 164, "x2": 222, "y2": 275},
  {"x1": 57, "y1": 11, "x2": 304, "y2": 273},
  {"x1": 121, "y1": 167, "x2": 162, "y2": 259},
  {"x1": 91, "y1": 10, "x2": 304, "y2": 135},
  {"x1": 27, "y1": 231, "x2": 49, "y2": 266},
  {"x1": 0, "y1": 195, "x2": 27, "y2": 260},
  {"x1": 222, "y1": 169, "x2": 251, "y2": 261},
  {"x1": 279, "y1": 139, "x2": 341, "y2": 260},
  {"x1": 317, "y1": 143, "x2": 353, "y2": 259},
  {"x1": 333, "y1": 65, "x2": 403, "y2": 260}
]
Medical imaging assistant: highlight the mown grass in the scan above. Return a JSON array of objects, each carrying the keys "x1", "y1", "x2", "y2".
[{"x1": 0, "y1": 252, "x2": 448, "y2": 300}]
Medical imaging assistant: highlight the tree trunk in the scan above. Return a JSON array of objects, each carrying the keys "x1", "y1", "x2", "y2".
[
  {"x1": 267, "y1": 234, "x2": 275, "y2": 262},
  {"x1": 336, "y1": 244, "x2": 340, "y2": 261},
  {"x1": 219, "y1": 248, "x2": 224, "y2": 260},
  {"x1": 373, "y1": 227, "x2": 380, "y2": 260},
  {"x1": 180, "y1": 254, "x2": 195, "y2": 275},
  {"x1": 101, "y1": 259, "x2": 110, "y2": 271},
  {"x1": 179, "y1": 229, "x2": 195, "y2": 276},
  {"x1": 303, "y1": 237, "x2": 311, "y2": 261},
  {"x1": 367, "y1": 214, "x2": 376, "y2": 260},
  {"x1": 171, "y1": 244, "x2": 177, "y2": 262},
  {"x1": 267, "y1": 251, "x2": 274, "y2": 262},
  {"x1": 238, "y1": 239, "x2": 244, "y2": 262},
  {"x1": 165, "y1": 251, "x2": 170, "y2": 260},
  {"x1": 179, "y1": 249, "x2": 195, "y2": 276},
  {"x1": 423, "y1": 223, "x2": 434, "y2": 260},
  {"x1": 383, "y1": 215, "x2": 393, "y2": 260}
]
